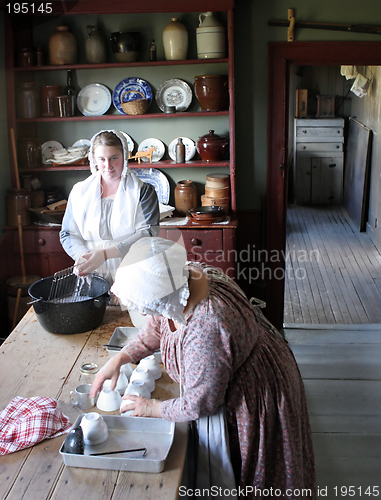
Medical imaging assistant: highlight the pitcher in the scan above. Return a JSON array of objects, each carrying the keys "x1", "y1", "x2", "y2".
[
  {"x1": 196, "y1": 12, "x2": 226, "y2": 59},
  {"x1": 85, "y1": 25, "x2": 106, "y2": 64}
]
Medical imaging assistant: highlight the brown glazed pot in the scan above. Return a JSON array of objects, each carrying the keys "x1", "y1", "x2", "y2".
[
  {"x1": 174, "y1": 180, "x2": 198, "y2": 216},
  {"x1": 41, "y1": 85, "x2": 61, "y2": 117},
  {"x1": 196, "y1": 130, "x2": 228, "y2": 161},
  {"x1": 49, "y1": 26, "x2": 77, "y2": 65},
  {"x1": 194, "y1": 74, "x2": 228, "y2": 111}
]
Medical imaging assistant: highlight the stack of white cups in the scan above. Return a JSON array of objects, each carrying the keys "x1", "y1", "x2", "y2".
[{"x1": 120, "y1": 355, "x2": 162, "y2": 416}]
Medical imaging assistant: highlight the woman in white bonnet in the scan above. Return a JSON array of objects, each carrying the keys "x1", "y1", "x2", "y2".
[
  {"x1": 90, "y1": 236, "x2": 316, "y2": 499},
  {"x1": 60, "y1": 130, "x2": 159, "y2": 283}
]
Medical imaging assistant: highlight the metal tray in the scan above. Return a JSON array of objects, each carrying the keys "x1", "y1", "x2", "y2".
[
  {"x1": 60, "y1": 414, "x2": 175, "y2": 473},
  {"x1": 107, "y1": 326, "x2": 161, "y2": 362},
  {"x1": 107, "y1": 326, "x2": 140, "y2": 353}
]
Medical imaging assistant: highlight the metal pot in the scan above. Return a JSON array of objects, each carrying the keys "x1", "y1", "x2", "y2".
[
  {"x1": 110, "y1": 31, "x2": 141, "y2": 62},
  {"x1": 28, "y1": 274, "x2": 110, "y2": 334}
]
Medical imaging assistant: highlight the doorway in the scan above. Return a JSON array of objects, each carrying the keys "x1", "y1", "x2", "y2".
[{"x1": 265, "y1": 41, "x2": 381, "y2": 330}]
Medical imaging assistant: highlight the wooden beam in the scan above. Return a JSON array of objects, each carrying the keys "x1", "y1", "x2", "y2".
[{"x1": 269, "y1": 19, "x2": 381, "y2": 35}]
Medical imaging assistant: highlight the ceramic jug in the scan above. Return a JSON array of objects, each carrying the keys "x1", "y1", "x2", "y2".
[
  {"x1": 49, "y1": 26, "x2": 77, "y2": 65},
  {"x1": 163, "y1": 18, "x2": 188, "y2": 60},
  {"x1": 85, "y1": 25, "x2": 106, "y2": 64},
  {"x1": 197, "y1": 12, "x2": 226, "y2": 59}
]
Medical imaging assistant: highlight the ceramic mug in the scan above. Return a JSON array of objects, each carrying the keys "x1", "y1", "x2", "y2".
[
  {"x1": 70, "y1": 383, "x2": 95, "y2": 410},
  {"x1": 80, "y1": 412, "x2": 109, "y2": 445}
]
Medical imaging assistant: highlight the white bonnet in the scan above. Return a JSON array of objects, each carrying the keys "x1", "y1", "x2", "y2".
[{"x1": 111, "y1": 237, "x2": 190, "y2": 325}]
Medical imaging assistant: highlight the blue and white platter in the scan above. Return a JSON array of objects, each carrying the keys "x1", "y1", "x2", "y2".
[
  {"x1": 132, "y1": 167, "x2": 170, "y2": 205},
  {"x1": 77, "y1": 83, "x2": 112, "y2": 116},
  {"x1": 113, "y1": 77, "x2": 153, "y2": 115}
]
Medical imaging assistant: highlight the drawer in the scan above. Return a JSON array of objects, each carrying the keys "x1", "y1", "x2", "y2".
[
  {"x1": 11, "y1": 228, "x2": 63, "y2": 254},
  {"x1": 163, "y1": 228, "x2": 223, "y2": 253},
  {"x1": 296, "y1": 127, "x2": 343, "y2": 141},
  {"x1": 296, "y1": 142, "x2": 343, "y2": 152}
]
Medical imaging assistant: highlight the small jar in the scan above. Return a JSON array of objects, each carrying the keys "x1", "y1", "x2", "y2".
[
  {"x1": 7, "y1": 188, "x2": 31, "y2": 227},
  {"x1": 18, "y1": 137, "x2": 42, "y2": 169},
  {"x1": 41, "y1": 85, "x2": 61, "y2": 117},
  {"x1": 17, "y1": 47, "x2": 34, "y2": 67},
  {"x1": 17, "y1": 82, "x2": 40, "y2": 119},
  {"x1": 174, "y1": 180, "x2": 198, "y2": 216},
  {"x1": 34, "y1": 47, "x2": 45, "y2": 66}
]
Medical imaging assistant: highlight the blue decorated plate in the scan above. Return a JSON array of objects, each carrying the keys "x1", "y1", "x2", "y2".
[
  {"x1": 132, "y1": 167, "x2": 170, "y2": 205},
  {"x1": 113, "y1": 77, "x2": 153, "y2": 115}
]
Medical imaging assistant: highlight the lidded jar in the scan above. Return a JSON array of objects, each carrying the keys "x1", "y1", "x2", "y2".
[
  {"x1": 17, "y1": 82, "x2": 40, "y2": 119},
  {"x1": 197, "y1": 12, "x2": 226, "y2": 59},
  {"x1": 163, "y1": 18, "x2": 188, "y2": 60},
  {"x1": 196, "y1": 130, "x2": 228, "y2": 162},
  {"x1": 49, "y1": 26, "x2": 77, "y2": 65},
  {"x1": 175, "y1": 180, "x2": 198, "y2": 216}
]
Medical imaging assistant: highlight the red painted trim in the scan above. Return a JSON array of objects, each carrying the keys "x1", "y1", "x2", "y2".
[{"x1": 266, "y1": 41, "x2": 381, "y2": 329}]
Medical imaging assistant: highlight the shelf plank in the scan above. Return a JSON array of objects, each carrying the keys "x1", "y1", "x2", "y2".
[
  {"x1": 13, "y1": 59, "x2": 229, "y2": 71},
  {"x1": 19, "y1": 160, "x2": 230, "y2": 173},
  {"x1": 16, "y1": 111, "x2": 229, "y2": 122}
]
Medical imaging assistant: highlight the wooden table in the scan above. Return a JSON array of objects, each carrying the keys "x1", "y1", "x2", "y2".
[{"x1": 0, "y1": 307, "x2": 188, "y2": 500}]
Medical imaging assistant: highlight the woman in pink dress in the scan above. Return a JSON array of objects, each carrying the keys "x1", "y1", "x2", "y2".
[{"x1": 91, "y1": 237, "x2": 316, "y2": 498}]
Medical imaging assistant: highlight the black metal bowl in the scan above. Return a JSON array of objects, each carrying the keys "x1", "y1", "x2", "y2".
[{"x1": 28, "y1": 274, "x2": 110, "y2": 334}]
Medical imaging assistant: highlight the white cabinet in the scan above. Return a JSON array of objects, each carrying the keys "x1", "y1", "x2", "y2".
[{"x1": 294, "y1": 118, "x2": 344, "y2": 205}]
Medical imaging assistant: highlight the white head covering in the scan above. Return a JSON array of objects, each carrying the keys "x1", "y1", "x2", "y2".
[{"x1": 111, "y1": 237, "x2": 190, "y2": 325}]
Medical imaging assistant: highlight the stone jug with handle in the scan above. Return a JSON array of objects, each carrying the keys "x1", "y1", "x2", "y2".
[
  {"x1": 85, "y1": 25, "x2": 106, "y2": 64},
  {"x1": 197, "y1": 12, "x2": 226, "y2": 59}
]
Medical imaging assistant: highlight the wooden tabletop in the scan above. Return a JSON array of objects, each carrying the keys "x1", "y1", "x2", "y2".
[{"x1": 0, "y1": 307, "x2": 188, "y2": 500}]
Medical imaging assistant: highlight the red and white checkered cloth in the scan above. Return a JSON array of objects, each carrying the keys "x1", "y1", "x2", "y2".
[{"x1": 0, "y1": 396, "x2": 71, "y2": 455}]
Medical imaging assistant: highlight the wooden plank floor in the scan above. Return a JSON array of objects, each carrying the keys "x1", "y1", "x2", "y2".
[
  {"x1": 284, "y1": 324, "x2": 381, "y2": 497},
  {"x1": 284, "y1": 205, "x2": 381, "y2": 325}
]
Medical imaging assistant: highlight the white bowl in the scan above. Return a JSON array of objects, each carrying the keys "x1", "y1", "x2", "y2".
[
  {"x1": 80, "y1": 412, "x2": 109, "y2": 445},
  {"x1": 130, "y1": 366, "x2": 155, "y2": 392},
  {"x1": 102, "y1": 372, "x2": 128, "y2": 395},
  {"x1": 139, "y1": 355, "x2": 162, "y2": 380},
  {"x1": 128, "y1": 308, "x2": 149, "y2": 328},
  {"x1": 125, "y1": 380, "x2": 151, "y2": 400},
  {"x1": 96, "y1": 388, "x2": 122, "y2": 412},
  {"x1": 120, "y1": 390, "x2": 140, "y2": 416}
]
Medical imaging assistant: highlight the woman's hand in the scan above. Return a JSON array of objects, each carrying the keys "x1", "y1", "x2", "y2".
[
  {"x1": 120, "y1": 394, "x2": 162, "y2": 418},
  {"x1": 76, "y1": 248, "x2": 106, "y2": 276},
  {"x1": 90, "y1": 353, "x2": 125, "y2": 398}
]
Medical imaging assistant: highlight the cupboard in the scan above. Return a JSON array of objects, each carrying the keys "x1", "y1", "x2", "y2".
[{"x1": 4, "y1": 0, "x2": 237, "y2": 277}]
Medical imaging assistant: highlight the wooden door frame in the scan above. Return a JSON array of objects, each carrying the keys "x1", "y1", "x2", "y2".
[{"x1": 265, "y1": 41, "x2": 381, "y2": 330}]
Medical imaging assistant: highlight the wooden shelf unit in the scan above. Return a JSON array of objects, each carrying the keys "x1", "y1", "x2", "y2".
[{"x1": 4, "y1": 0, "x2": 237, "y2": 277}]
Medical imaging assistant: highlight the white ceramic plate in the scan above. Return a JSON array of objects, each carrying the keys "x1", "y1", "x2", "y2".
[
  {"x1": 168, "y1": 137, "x2": 196, "y2": 161},
  {"x1": 155, "y1": 78, "x2": 192, "y2": 112},
  {"x1": 137, "y1": 138, "x2": 165, "y2": 162},
  {"x1": 77, "y1": 83, "x2": 112, "y2": 116},
  {"x1": 72, "y1": 139, "x2": 91, "y2": 148},
  {"x1": 133, "y1": 167, "x2": 170, "y2": 204},
  {"x1": 120, "y1": 132, "x2": 134, "y2": 153},
  {"x1": 41, "y1": 140, "x2": 64, "y2": 164}
]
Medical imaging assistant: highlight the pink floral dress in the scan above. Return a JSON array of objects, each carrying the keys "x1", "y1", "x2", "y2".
[{"x1": 123, "y1": 265, "x2": 316, "y2": 498}]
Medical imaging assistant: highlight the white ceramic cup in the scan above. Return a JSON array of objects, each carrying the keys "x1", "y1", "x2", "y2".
[
  {"x1": 103, "y1": 372, "x2": 128, "y2": 395},
  {"x1": 120, "y1": 362, "x2": 133, "y2": 379},
  {"x1": 125, "y1": 380, "x2": 151, "y2": 400},
  {"x1": 120, "y1": 390, "x2": 140, "y2": 416},
  {"x1": 130, "y1": 366, "x2": 155, "y2": 392},
  {"x1": 70, "y1": 383, "x2": 95, "y2": 410},
  {"x1": 80, "y1": 412, "x2": 109, "y2": 445},
  {"x1": 139, "y1": 355, "x2": 162, "y2": 380},
  {"x1": 96, "y1": 388, "x2": 122, "y2": 412}
]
